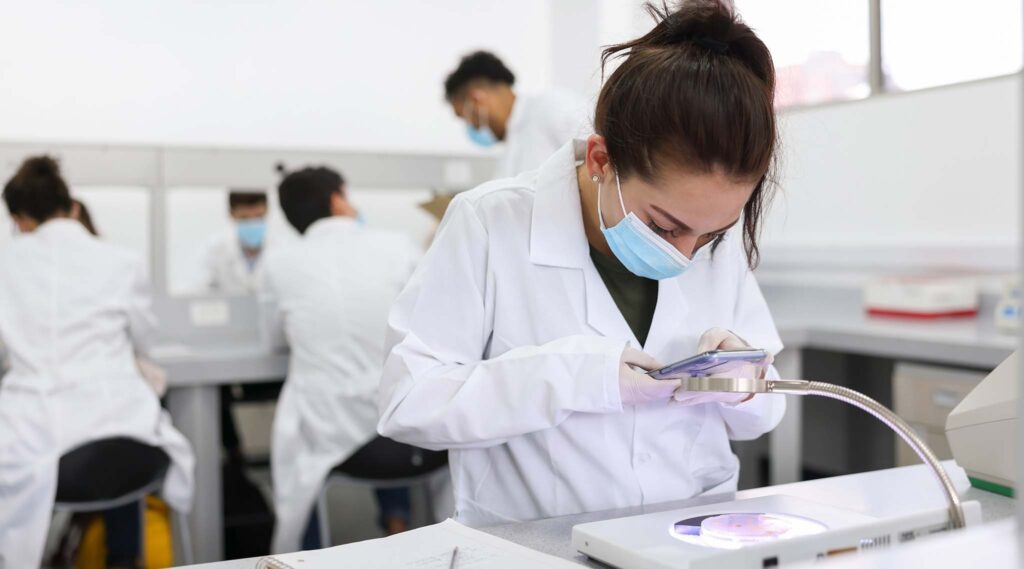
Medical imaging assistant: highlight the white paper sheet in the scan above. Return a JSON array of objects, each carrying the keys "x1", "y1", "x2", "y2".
[{"x1": 255, "y1": 519, "x2": 581, "y2": 569}]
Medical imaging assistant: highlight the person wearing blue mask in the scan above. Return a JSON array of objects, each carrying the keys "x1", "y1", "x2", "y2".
[
  {"x1": 198, "y1": 190, "x2": 273, "y2": 294},
  {"x1": 380, "y1": 1, "x2": 786, "y2": 527},
  {"x1": 444, "y1": 51, "x2": 588, "y2": 178}
]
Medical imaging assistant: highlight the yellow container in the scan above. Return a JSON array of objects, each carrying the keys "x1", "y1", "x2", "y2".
[{"x1": 75, "y1": 496, "x2": 174, "y2": 569}]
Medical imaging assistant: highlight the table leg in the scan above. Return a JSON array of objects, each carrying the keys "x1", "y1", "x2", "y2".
[
  {"x1": 770, "y1": 348, "x2": 803, "y2": 485},
  {"x1": 167, "y1": 385, "x2": 224, "y2": 562}
]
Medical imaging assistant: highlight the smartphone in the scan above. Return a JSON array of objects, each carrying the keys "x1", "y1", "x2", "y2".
[{"x1": 647, "y1": 349, "x2": 770, "y2": 380}]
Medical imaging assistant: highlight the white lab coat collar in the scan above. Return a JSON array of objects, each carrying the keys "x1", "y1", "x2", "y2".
[
  {"x1": 303, "y1": 216, "x2": 360, "y2": 239},
  {"x1": 526, "y1": 140, "x2": 642, "y2": 345},
  {"x1": 527, "y1": 140, "x2": 697, "y2": 350},
  {"x1": 33, "y1": 217, "x2": 89, "y2": 238},
  {"x1": 528, "y1": 139, "x2": 591, "y2": 269}
]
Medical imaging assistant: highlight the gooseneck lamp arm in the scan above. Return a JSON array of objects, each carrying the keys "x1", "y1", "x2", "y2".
[{"x1": 682, "y1": 376, "x2": 966, "y2": 530}]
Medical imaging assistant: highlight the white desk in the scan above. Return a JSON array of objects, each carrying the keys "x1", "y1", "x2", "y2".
[
  {"x1": 157, "y1": 287, "x2": 1017, "y2": 563},
  {"x1": 763, "y1": 286, "x2": 1015, "y2": 485},
  {"x1": 156, "y1": 344, "x2": 288, "y2": 563},
  {"x1": 176, "y1": 462, "x2": 1014, "y2": 569}
]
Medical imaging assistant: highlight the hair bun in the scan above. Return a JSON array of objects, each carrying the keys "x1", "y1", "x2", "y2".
[
  {"x1": 638, "y1": 1, "x2": 737, "y2": 51},
  {"x1": 21, "y1": 155, "x2": 61, "y2": 179}
]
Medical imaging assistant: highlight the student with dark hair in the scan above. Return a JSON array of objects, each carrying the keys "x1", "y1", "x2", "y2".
[
  {"x1": 261, "y1": 166, "x2": 427, "y2": 552},
  {"x1": 198, "y1": 189, "x2": 274, "y2": 293},
  {"x1": 381, "y1": 1, "x2": 784, "y2": 526},
  {"x1": 445, "y1": 50, "x2": 587, "y2": 177},
  {"x1": 0, "y1": 156, "x2": 195, "y2": 568}
]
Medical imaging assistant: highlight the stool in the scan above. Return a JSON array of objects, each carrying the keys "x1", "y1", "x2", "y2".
[
  {"x1": 314, "y1": 437, "x2": 448, "y2": 547},
  {"x1": 53, "y1": 437, "x2": 194, "y2": 566}
]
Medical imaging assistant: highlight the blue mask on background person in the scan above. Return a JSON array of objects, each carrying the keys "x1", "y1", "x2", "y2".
[
  {"x1": 598, "y1": 171, "x2": 692, "y2": 280},
  {"x1": 236, "y1": 219, "x2": 267, "y2": 249},
  {"x1": 464, "y1": 101, "x2": 498, "y2": 147}
]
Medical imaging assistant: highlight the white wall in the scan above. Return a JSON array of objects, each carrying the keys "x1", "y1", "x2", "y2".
[
  {"x1": 0, "y1": 0, "x2": 551, "y2": 154},
  {"x1": 762, "y1": 75, "x2": 1021, "y2": 272},
  {"x1": 1, "y1": 2, "x2": 1018, "y2": 277}
]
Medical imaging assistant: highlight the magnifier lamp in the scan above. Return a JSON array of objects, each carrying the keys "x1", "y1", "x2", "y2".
[{"x1": 681, "y1": 375, "x2": 967, "y2": 529}]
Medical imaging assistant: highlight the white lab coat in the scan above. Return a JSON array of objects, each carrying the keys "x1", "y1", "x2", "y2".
[
  {"x1": 197, "y1": 229, "x2": 269, "y2": 294},
  {"x1": 0, "y1": 220, "x2": 194, "y2": 569},
  {"x1": 495, "y1": 90, "x2": 590, "y2": 178},
  {"x1": 378, "y1": 140, "x2": 786, "y2": 527},
  {"x1": 260, "y1": 217, "x2": 420, "y2": 553}
]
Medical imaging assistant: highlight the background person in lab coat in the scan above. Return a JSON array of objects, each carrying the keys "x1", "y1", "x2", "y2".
[
  {"x1": 0, "y1": 156, "x2": 194, "y2": 569},
  {"x1": 261, "y1": 166, "x2": 431, "y2": 553},
  {"x1": 445, "y1": 50, "x2": 589, "y2": 178},
  {"x1": 198, "y1": 189, "x2": 272, "y2": 294},
  {"x1": 379, "y1": 0, "x2": 785, "y2": 527}
]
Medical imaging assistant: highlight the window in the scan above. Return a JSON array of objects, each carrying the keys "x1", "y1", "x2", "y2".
[
  {"x1": 736, "y1": 0, "x2": 871, "y2": 107},
  {"x1": 881, "y1": 0, "x2": 1023, "y2": 92}
]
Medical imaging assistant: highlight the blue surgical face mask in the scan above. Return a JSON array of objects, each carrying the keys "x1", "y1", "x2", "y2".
[
  {"x1": 598, "y1": 171, "x2": 692, "y2": 280},
  {"x1": 236, "y1": 218, "x2": 267, "y2": 249},
  {"x1": 464, "y1": 101, "x2": 498, "y2": 148}
]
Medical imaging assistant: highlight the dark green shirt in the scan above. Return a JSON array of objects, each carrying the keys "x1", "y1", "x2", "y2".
[{"x1": 589, "y1": 247, "x2": 659, "y2": 346}]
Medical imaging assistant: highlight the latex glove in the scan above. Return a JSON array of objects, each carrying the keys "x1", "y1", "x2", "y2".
[
  {"x1": 672, "y1": 328, "x2": 771, "y2": 406},
  {"x1": 696, "y1": 327, "x2": 751, "y2": 352},
  {"x1": 619, "y1": 346, "x2": 677, "y2": 406}
]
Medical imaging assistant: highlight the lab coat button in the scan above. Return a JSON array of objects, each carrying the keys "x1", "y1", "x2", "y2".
[{"x1": 637, "y1": 452, "x2": 652, "y2": 464}]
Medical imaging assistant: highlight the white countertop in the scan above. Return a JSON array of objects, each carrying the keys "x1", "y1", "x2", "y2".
[
  {"x1": 150, "y1": 343, "x2": 289, "y2": 387},
  {"x1": 764, "y1": 286, "x2": 1016, "y2": 369},
  {"x1": 178, "y1": 462, "x2": 1014, "y2": 569}
]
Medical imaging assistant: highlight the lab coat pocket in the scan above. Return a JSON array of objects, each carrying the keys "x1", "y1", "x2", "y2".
[{"x1": 686, "y1": 407, "x2": 740, "y2": 495}]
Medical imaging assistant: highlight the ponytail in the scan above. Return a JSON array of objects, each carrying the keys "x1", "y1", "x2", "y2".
[{"x1": 594, "y1": 0, "x2": 777, "y2": 268}]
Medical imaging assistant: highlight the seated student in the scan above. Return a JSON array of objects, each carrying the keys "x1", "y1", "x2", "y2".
[
  {"x1": 0, "y1": 156, "x2": 195, "y2": 569},
  {"x1": 199, "y1": 189, "x2": 273, "y2": 294},
  {"x1": 260, "y1": 166, "x2": 424, "y2": 553}
]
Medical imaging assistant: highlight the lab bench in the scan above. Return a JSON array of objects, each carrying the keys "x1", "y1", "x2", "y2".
[
  {"x1": 156, "y1": 344, "x2": 288, "y2": 564},
  {"x1": 176, "y1": 461, "x2": 1014, "y2": 569},
  {"x1": 762, "y1": 284, "x2": 1015, "y2": 487},
  {"x1": 156, "y1": 285, "x2": 1017, "y2": 563}
]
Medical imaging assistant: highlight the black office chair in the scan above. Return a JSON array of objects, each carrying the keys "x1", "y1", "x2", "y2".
[
  {"x1": 315, "y1": 437, "x2": 449, "y2": 547},
  {"x1": 53, "y1": 437, "x2": 193, "y2": 566}
]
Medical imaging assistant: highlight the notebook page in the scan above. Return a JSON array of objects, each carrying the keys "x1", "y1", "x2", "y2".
[{"x1": 255, "y1": 518, "x2": 581, "y2": 569}]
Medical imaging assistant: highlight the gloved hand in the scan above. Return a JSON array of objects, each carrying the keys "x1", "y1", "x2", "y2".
[
  {"x1": 672, "y1": 328, "x2": 771, "y2": 406},
  {"x1": 619, "y1": 346, "x2": 677, "y2": 406}
]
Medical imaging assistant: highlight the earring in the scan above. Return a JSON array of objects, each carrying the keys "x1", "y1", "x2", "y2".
[{"x1": 591, "y1": 175, "x2": 600, "y2": 183}]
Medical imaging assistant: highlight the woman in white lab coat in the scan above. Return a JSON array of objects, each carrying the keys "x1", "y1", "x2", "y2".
[
  {"x1": 0, "y1": 157, "x2": 194, "y2": 568},
  {"x1": 378, "y1": 1, "x2": 786, "y2": 526}
]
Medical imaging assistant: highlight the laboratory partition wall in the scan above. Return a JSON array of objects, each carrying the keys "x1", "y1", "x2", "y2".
[{"x1": 0, "y1": 142, "x2": 497, "y2": 295}]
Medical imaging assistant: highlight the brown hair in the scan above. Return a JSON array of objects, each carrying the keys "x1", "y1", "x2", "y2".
[
  {"x1": 2, "y1": 155, "x2": 73, "y2": 223},
  {"x1": 595, "y1": 0, "x2": 777, "y2": 268},
  {"x1": 73, "y1": 198, "x2": 99, "y2": 236},
  {"x1": 228, "y1": 190, "x2": 268, "y2": 211}
]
